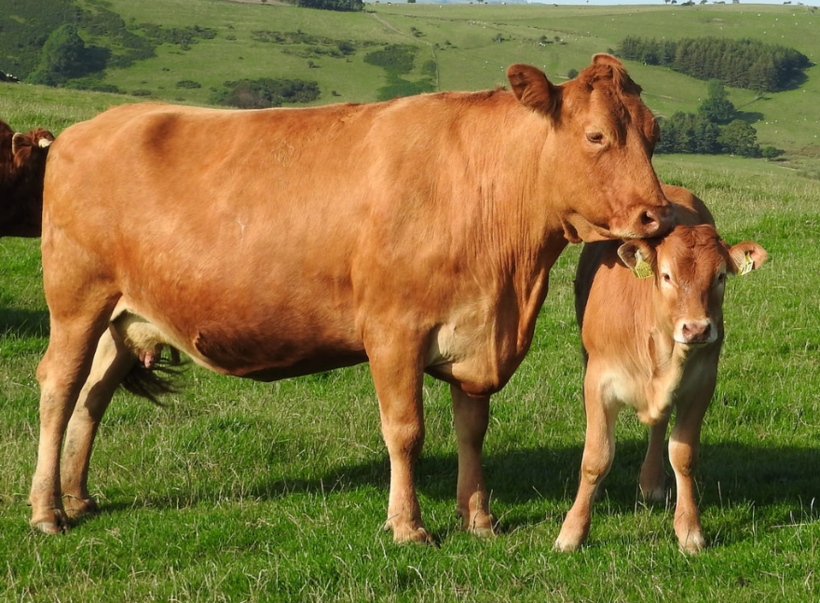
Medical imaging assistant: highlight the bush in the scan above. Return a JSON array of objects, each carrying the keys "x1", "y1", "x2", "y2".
[
  {"x1": 176, "y1": 80, "x2": 202, "y2": 89},
  {"x1": 210, "y1": 78, "x2": 320, "y2": 109}
]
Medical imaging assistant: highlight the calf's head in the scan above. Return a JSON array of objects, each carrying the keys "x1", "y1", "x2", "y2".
[
  {"x1": 507, "y1": 55, "x2": 673, "y2": 243},
  {"x1": 618, "y1": 224, "x2": 767, "y2": 346},
  {"x1": 0, "y1": 120, "x2": 54, "y2": 237}
]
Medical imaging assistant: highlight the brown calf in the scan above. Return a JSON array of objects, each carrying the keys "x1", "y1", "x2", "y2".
[{"x1": 555, "y1": 206, "x2": 767, "y2": 553}]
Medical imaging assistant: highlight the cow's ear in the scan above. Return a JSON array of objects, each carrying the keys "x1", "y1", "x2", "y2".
[
  {"x1": 31, "y1": 129, "x2": 54, "y2": 148},
  {"x1": 11, "y1": 132, "x2": 29, "y2": 156},
  {"x1": 728, "y1": 241, "x2": 768, "y2": 276},
  {"x1": 618, "y1": 240, "x2": 657, "y2": 279},
  {"x1": 507, "y1": 64, "x2": 560, "y2": 118},
  {"x1": 592, "y1": 53, "x2": 625, "y2": 69}
]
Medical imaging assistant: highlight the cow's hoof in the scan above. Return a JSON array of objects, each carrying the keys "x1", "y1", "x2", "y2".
[
  {"x1": 30, "y1": 509, "x2": 69, "y2": 535},
  {"x1": 384, "y1": 520, "x2": 434, "y2": 544},
  {"x1": 63, "y1": 495, "x2": 99, "y2": 519},
  {"x1": 553, "y1": 528, "x2": 585, "y2": 553}
]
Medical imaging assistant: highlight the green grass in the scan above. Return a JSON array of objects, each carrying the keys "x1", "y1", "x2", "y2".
[
  {"x1": 1, "y1": 153, "x2": 819, "y2": 600},
  {"x1": 1, "y1": 2, "x2": 819, "y2": 600}
]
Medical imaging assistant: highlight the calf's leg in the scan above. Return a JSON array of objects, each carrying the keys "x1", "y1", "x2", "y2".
[
  {"x1": 640, "y1": 417, "x2": 669, "y2": 502},
  {"x1": 61, "y1": 327, "x2": 137, "y2": 518},
  {"x1": 451, "y1": 386, "x2": 493, "y2": 536},
  {"x1": 555, "y1": 370, "x2": 619, "y2": 552},
  {"x1": 669, "y1": 394, "x2": 711, "y2": 554}
]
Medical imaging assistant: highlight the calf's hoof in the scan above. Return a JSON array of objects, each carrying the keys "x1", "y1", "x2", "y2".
[
  {"x1": 678, "y1": 532, "x2": 707, "y2": 555},
  {"x1": 30, "y1": 509, "x2": 69, "y2": 535},
  {"x1": 63, "y1": 495, "x2": 100, "y2": 519},
  {"x1": 640, "y1": 485, "x2": 667, "y2": 504}
]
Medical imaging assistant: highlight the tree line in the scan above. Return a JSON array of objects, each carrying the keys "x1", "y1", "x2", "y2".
[
  {"x1": 618, "y1": 36, "x2": 810, "y2": 93},
  {"x1": 655, "y1": 80, "x2": 781, "y2": 159}
]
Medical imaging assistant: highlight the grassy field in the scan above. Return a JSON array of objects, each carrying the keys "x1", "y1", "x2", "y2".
[
  {"x1": 1, "y1": 150, "x2": 819, "y2": 600},
  {"x1": 1, "y1": 1, "x2": 820, "y2": 601}
]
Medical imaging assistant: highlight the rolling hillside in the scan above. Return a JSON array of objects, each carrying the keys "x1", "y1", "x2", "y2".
[{"x1": 0, "y1": 0, "x2": 818, "y2": 166}]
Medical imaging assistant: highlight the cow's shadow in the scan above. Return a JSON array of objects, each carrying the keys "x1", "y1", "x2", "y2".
[
  {"x1": 0, "y1": 308, "x2": 49, "y2": 337},
  {"x1": 109, "y1": 438, "x2": 819, "y2": 542}
]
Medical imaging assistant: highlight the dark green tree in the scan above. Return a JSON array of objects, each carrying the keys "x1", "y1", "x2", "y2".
[
  {"x1": 717, "y1": 120, "x2": 761, "y2": 157},
  {"x1": 698, "y1": 80, "x2": 736, "y2": 124},
  {"x1": 27, "y1": 24, "x2": 88, "y2": 84}
]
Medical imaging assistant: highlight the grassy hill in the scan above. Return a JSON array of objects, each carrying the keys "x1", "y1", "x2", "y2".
[{"x1": 0, "y1": 0, "x2": 819, "y2": 169}]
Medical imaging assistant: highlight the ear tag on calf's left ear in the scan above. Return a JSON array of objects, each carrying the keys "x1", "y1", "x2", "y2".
[
  {"x1": 632, "y1": 257, "x2": 654, "y2": 279},
  {"x1": 739, "y1": 251, "x2": 754, "y2": 276}
]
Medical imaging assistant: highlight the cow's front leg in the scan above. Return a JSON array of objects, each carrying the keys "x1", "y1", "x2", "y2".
[
  {"x1": 367, "y1": 339, "x2": 432, "y2": 544},
  {"x1": 451, "y1": 385, "x2": 493, "y2": 536},
  {"x1": 669, "y1": 395, "x2": 711, "y2": 554},
  {"x1": 61, "y1": 327, "x2": 137, "y2": 518},
  {"x1": 555, "y1": 369, "x2": 619, "y2": 552},
  {"x1": 640, "y1": 417, "x2": 669, "y2": 503}
]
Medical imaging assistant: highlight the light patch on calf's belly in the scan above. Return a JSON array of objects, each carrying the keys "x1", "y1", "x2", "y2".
[{"x1": 599, "y1": 366, "x2": 673, "y2": 425}]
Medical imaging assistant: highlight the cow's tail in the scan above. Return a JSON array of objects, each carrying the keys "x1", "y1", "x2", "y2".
[{"x1": 120, "y1": 354, "x2": 185, "y2": 406}]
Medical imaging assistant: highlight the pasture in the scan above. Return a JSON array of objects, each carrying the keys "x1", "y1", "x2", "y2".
[
  {"x1": 1, "y1": 151, "x2": 818, "y2": 601},
  {"x1": 1, "y1": 1, "x2": 819, "y2": 601}
]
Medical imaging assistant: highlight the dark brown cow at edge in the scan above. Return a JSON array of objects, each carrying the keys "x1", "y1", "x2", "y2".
[{"x1": 0, "y1": 120, "x2": 54, "y2": 237}]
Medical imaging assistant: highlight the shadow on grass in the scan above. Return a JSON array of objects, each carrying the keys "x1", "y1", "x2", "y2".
[
  {"x1": 104, "y1": 438, "x2": 819, "y2": 540},
  {"x1": 0, "y1": 308, "x2": 49, "y2": 337}
]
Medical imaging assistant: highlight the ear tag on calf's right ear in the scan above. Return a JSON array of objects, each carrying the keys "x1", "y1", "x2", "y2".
[
  {"x1": 632, "y1": 257, "x2": 654, "y2": 279},
  {"x1": 739, "y1": 251, "x2": 754, "y2": 276}
]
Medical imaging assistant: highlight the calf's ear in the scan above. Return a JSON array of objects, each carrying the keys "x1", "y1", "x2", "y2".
[
  {"x1": 507, "y1": 64, "x2": 560, "y2": 118},
  {"x1": 618, "y1": 240, "x2": 657, "y2": 279},
  {"x1": 728, "y1": 241, "x2": 768, "y2": 276}
]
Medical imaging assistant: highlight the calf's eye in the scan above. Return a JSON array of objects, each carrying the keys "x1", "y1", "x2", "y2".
[{"x1": 586, "y1": 131, "x2": 605, "y2": 145}]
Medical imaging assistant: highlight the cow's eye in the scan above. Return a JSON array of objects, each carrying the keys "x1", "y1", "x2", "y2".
[
  {"x1": 716, "y1": 273, "x2": 726, "y2": 284},
  {"x1": 662, "y1": 273, "x2": 672, "y2": 283},
  {"x1": 586, "y1": 131, "x2": 605, "y2": 145}
]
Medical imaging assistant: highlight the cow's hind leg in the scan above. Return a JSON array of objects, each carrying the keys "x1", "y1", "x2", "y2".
[
  {"x1": 554, "y1": 367, "x2": 619, "y2": 552},
  {"x1": 366, "y1": 336, "x2": 432, "y2": 544},
  {"x1": 61, "y1": 326, "x2": 137, "y2": 519},
  {"x1": 451, "y1": 386, "x2": 493, "y2": 536},
  {"x1": 640, "y1": 417, "x2": 669, "y2": 503},
  {"x1": 30, "y1": 301, "x2": 118, "y2": 533}
]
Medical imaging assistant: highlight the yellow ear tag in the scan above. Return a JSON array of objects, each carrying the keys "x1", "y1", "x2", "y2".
[
  {"x1": 632, "y1": 256, "x2": 654, "y2": 279},
  {"x1": 739, "y1": 251, "x2": 754, "y2": 276}
]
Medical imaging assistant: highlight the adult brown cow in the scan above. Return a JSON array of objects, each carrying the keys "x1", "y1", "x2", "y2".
[
  {"x1": 0, "y1": 120, "x2": 54, "y2": 237},
  {"x1": 31, "y1": 55, "x2": 674, "y2": 540},
  {"x1": 555, "y1": 187, "x2": 766, "y2": 554}
]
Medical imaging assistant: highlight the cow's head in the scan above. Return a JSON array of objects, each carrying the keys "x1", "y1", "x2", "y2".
[
  {"x1": 507, "y1": 55, "x2": 674, "y2": 243},
  {"x1": 0, "y1": 120, "x2": 54, "y2": 237},
  {"x1": 618, "y1": 224, "x2": 767, "y2": 346}
]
